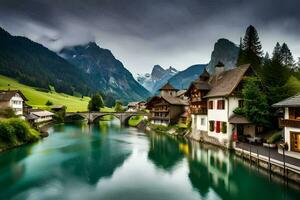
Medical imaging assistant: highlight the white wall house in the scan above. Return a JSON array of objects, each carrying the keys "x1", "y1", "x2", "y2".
[
  {"x1": 273, "y1": 94, "x2": 300, "y2": 159},
  {"x1": 187, "y1": 64, "x2": 255, "y2": 148},
  {"x1": 0, "y1": 90, "x2": 28, "y2": 116}
]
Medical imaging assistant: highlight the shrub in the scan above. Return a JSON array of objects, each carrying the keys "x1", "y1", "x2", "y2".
[
  {"x1": 0, "y1": 121, "x2": 16, "y2": 144},
  {"x1": 0, "y1": 119, "x2": 40, "y2": 146},
  {"x1": 267, "y1": 131, "x2": 282, "y2": 144},
  {"x1": 45, "y1": 100, "x2": 53, "y2": 106}
]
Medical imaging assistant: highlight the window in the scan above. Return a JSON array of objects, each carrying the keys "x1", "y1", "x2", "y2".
[
  {"x1": 291, "y1": 132, "x2": 300, "y2": 152},
  {"x1": 209, "y1": 121, "x2": 215, "y2": 131},
  {"x1": 201, "y1": 118, "x2": 205, "y2": 125},
  {"x1": 208, "y1": 101, "x2": 214, "y2": 109},
  {"x1": 216, "y1": 121, "x2": 221, "y2": 133},
  {"x1": 217, "y1": 100, "x2": 225, "y2": 110}
]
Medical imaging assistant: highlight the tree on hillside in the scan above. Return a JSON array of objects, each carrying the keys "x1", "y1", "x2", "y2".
[
  {"x1": 235, "y1": 77, "x2": 270, "y2": 127},
  {"x1": 237, "y1": 25, "x2": 263, "y2": 70},
  {"x1": 114, "y1": 101, "x2": 125, "y2": 112},
  {"x1": 88, "y1": 93, "x2": 104, "y2": 111},
  {"x1": 261, "y1": 43, "x2": 290, "y2": 104},
  {"x1": 280, "y1": 43, "x2": 294, "y2": 67},
  {"x1": 272, "y1": 42, "x2": 282, "y2": 62}
]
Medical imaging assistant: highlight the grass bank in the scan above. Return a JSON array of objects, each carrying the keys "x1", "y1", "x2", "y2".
[{"x1": 0, "y1": 75, "x2": 90, "y2": 112}]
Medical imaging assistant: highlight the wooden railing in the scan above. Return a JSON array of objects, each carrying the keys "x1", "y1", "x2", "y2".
[{"x1": 280, "y1": 119, "x2": 300, "y2": 128}]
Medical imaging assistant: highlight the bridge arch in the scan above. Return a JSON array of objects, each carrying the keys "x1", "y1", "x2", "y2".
[{"x1": 92, "y1": 114, "x2": 121, "y2": 124}]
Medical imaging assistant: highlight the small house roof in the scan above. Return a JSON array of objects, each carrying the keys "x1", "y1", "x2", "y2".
[
  {"x1": 0, "y1": 90, "x2": 28, "y2": 101},
  {"x1": 51, "y1": 105, "x2": 65, "y2": 109},
  {"x1": 159, "y1": 82, "x2": 178, "y2": 91},
  {"x1": 24, "y1": 113, "x2": 39, "y2": 120},
  {"x1": 31, "y1": 110, "x2": 54, "y2": 117},
  {"x1": 204, "y1": 64, "x2": 250, "y2": 98},
  {"x1": 177, "y1": 90, "x2": 187, "y2": 97},
  {"x1": 273, "y1": 93, "x2": 300, "y2": 107},
  {"x1": 229, "y1": 114, "x2": 252, "y2": 124},
  {"x1": 127, "y1": 102, "x2": 140, "y2": 107}
]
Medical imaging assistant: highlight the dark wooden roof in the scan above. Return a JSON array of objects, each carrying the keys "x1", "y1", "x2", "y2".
[
  {"x1": 159, "y1": 82, "x2": 178, "y2": 91},
  {"x1": 273, "y1": 93, "x2": 300, "y2": 107},
  {"x1": 204, "y1": 64, "x2": 251, "y2": 98},
  {"x1": 0, "y1": 90, "x2": 28, "y2": 101},
  {"x1": 146, "y1": 94, "x2": 188, "y2": 108}
]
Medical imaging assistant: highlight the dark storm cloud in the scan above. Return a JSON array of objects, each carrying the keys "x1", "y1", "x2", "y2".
[{"x1": 0, "y1": 0, "x2": 300, "y2": 74}]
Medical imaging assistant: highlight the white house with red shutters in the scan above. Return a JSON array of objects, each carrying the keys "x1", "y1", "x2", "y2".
[{"x1": 186, "y1": 63, "x2": 257, "y2": 149}]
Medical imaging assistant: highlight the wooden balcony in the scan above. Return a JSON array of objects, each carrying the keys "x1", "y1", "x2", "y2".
[
  {"x1": 280, "y1": 119, "x2": 300, "y2": 128},
  {"x1": 190, "y1": 108, "x2": 207, "y2": 115},
  {"x1": 191, "y1": 97, "x2": 202, "y2": 102}
]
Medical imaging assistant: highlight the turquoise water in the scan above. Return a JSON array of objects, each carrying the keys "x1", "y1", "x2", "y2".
[{"x1": 0, "y1": 121, "x2": 299, "y2": 200}]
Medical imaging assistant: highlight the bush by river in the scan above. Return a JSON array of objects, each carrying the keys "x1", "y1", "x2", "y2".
[{"x1": 0, "y1": 118, "x2": 40, "y2": 151}]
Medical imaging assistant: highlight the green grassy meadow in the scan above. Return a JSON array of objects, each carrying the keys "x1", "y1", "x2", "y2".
[{"x1": 0, "y1": 75, "x2": 90, "y2": 112}]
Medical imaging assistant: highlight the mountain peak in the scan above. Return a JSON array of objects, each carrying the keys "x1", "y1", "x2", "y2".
[{"x1": 206, "y1": 38, "x2": 239, "y2": 74}]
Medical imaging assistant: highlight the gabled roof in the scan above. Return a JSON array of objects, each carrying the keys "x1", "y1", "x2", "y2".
[
  {"x1": 204, "y1": 64, "x2": 251, "y2": 98},
  {"x1": 159, "y1": 82, "x2": 178, "y2": 91},
  {"x1": 273, "y1": 93, "x2": 300, "y2": 107},
  {"x1": 177, "y1": 90, "x2": 187, "y2": 97},
  {"x1": 0, "y1": 90, "x2": 28, "y2": 101}
]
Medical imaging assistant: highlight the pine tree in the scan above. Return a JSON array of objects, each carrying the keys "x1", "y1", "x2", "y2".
[
  {"x1": 237, "y1": 25, "x2": 263, "y2": 70},
  {"x1": 242, "y1": 25, "x2": 263, "y2": 56},
  {"x1": 272, "y1": 42, "x2": 281, "y2": 62},
  {"x1": 280, "y1": 43, "x2": 294, "y2": 67}
]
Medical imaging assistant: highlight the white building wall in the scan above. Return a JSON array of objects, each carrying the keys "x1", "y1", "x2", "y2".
[
  {"x1": 9, "y1": 94, "x2": 24, "y2": 115},
  {"x1": 207, "y1": 97, "x2": 241, "y2": 145}
]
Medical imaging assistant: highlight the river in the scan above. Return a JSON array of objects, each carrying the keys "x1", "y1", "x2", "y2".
[{"x1": 0, "y1": 120, "x2": 299, "y2": 200}]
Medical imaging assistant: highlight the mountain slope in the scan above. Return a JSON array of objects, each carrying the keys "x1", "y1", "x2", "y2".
[
  {"x1": 206, "y1": 38, "x2": 239, "y2": 74},
  {"x1": 60, "y1": 42, "x2": 150, "y2": 102},
  {"x1": 168, "y1": 64, "x2": 207, "y2": 90},
  {"x1": 0, "y1": 27, "x2": 89, "y2": 96},
  {"x1": 137, "y1": 65, "x2": 178, "y2": 93}
]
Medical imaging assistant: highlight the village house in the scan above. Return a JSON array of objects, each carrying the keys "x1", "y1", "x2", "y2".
[
  {"x1": 186, "y1": 63, "x2": 257, "y2": 148},
  {"x1": 0, "y1": 90, "x2": 28, "y2": 116},
  {"x1": 146, "y1": 83, "x2": 188, "y2": 126},
  {"x1": 273, "y1": 94, "x2": 300, "y2": 159},
  {"x1": 30, "y1": 110, "x2": 54, "y2": 123}
]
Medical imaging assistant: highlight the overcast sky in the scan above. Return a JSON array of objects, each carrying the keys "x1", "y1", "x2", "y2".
[{"x1": 1, "y1": 0, "x2": 300, "y2": 75}]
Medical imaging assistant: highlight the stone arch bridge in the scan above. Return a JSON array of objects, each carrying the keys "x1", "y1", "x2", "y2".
[{"x1": 65, "y1": 111, "x2": 150, "y2": 125}]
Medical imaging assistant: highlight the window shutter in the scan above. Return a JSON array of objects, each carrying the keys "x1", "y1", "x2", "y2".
[{"x1": 216, "y1": 121, "x2": 221, "y2": 133}]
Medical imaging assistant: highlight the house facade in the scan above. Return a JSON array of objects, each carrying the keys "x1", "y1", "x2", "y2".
[
  {"x1": 146, "y1": 83, "x2": 188, "y2": 126},
  {"x1": 186, "y1": 63, "x2": 255, "y2": 148},
  {"x1": 273, "y1": 94, "x2": 300, "y2": 158},
  {"x1": 0, "y1": 90, "x2": 28, "y2": 116}
]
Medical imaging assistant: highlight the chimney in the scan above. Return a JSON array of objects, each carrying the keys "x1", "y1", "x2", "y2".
[{"x1": 215, "y1": 62, "x2": 225, "y2": 75}]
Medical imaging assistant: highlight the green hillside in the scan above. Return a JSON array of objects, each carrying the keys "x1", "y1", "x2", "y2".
[{"x1": 0, "y1": 75, "x2": 89, "y2": 112}]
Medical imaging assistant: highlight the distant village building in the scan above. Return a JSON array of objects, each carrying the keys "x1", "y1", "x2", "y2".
[
  {"x1": 273, "y1": 94, "x2": 300, "y2": 158},
  {"x1": 30, "y1": 110, "x2": 54, "y2": 123},
  {"x1": 186, "y1": 63, "x2": 256, "y2": 148},
  {"x1": 146, "y1": 83, "x2": 188, "y2": 126},
  {"x1": 127, "y1": 101, "x2": 146, "y2": 112},
  {"x1": 0, "y1": 90, "x2": 28, "y2": 116}
]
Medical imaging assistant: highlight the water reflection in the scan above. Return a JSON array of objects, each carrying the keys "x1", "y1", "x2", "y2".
[
  {"x1": 148, "y1": 133, "x2": 184, "y2": 171},
  {"x1": 0, "y1": 121, "x2": 299, "y2": 200}
]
